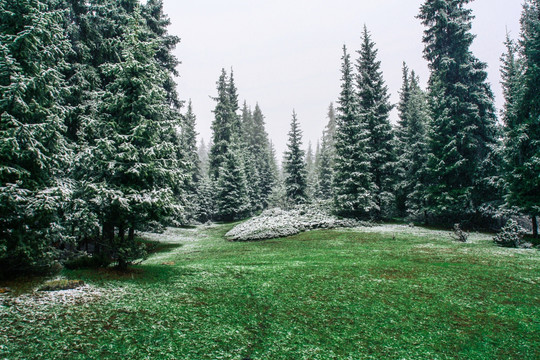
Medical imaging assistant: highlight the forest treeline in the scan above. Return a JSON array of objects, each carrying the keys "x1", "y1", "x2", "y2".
[{"x1": 0, "y1": 0, "x2": 538, "y2": 276}]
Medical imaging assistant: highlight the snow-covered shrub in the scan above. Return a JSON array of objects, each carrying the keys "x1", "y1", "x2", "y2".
[
  {"x1": 225, "y1": 207, "x2": 364, "y2": 241},
  {"x1": 493, "y1": 219, "x2": 528, "y2": 248}
]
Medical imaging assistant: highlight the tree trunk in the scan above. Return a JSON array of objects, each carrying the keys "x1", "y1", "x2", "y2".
[
  {"x1": 118, "y1": 225, "x2": 125, "y2": 242},
  {"x1": 128, "y1": 227, "x2": 135, "y2": 242},
  {"x1": 533, "y1": 215, "x2": 538, "y2": 238}
]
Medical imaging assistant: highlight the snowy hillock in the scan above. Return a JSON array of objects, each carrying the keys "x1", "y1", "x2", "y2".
[{"x1": 225, "y1": 208, "x2": 365, "y2": 241}]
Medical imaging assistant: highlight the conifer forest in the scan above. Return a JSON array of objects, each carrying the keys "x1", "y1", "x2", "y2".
[{"x1": 1, "y1": 1, "x2": 539, "y2": 359}]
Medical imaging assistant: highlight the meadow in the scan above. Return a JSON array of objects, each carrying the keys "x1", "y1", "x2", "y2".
[{"x1": 1, "y1": 224, "x2": 539, "y2": 359}]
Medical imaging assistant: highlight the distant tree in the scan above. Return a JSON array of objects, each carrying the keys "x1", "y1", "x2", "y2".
[
  {"x1": 318, "y1": 103, "x2": 337, "y2": 199},
  {"x1": 356, "y1": 26, "x2": 396, "y2": 220},
  {"x1": 284, "y1": 111, "x2": 308, "y2": 204},
  {"x1": 209, "y1": 69, "x2": 234, "y2": 180},
  {"x1": 504, "y1": 0, "x2": 540, "y2": 237},
  {"x1": 0, "y1": 0, "x2": 72, "y2": 273},
  {"x1": 305, "y1": 141, "x2": 318, "y2": 200},
  {"x1": 198, "y1": 138, "x2": 210, "y2": 176},
  {"x1": 418, "y1": 0, "x2": 500, "y2": 225},
  {"x1": 333, "y1": 46, "x2": 374, "y2": 218},
  {"x1": 214, "y1": 142, "x2": 250, "y2": 221},
  {"x1": 251, "y1": 104, "x2": 277, "y2": 207}
]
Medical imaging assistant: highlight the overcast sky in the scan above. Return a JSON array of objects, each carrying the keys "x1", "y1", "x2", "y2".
[{"x1": 162, "y1": 0, "x2": 523, "y2": 157}]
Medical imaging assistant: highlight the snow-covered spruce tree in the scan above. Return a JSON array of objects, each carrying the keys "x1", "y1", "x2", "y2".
[
  {"x1": 284, "y1": 111, "x2": 308, "y2": 204},
  {"x1": 356, "y1": 26, "x2": 396, "y2": 220},
  {"x1": 251, "y1": 104, "x2": 277, "y2": 208},
  {"x1": 214, "y1": 140, "x2": 251, "y2": 222},
  {"x1": 397, "y1": 70, "x2": 431, "y2": 220},
  {"x1": 504, "y1": 0, "x2": 540, "y2": 237},
  {"x1": 305, "y1": 141, "x2": 318, "y2": 200},
  {"x1": 394, "y1": 63, "x2": 412, "y2": 216},
  {"x1": 142, "y1": 0, "x2": 182, "y2": 110},
  {"x1": 239, "y1": 102, "x2": 260, "y2": 213},
  {"x1": 333, "y1": 46, "x2": 374, "y2": 218},
  {"x1": 182, "y1": 100, "x2": 202, "y2": 219},
  {"x1": 0, "y1": 0, "x2": 72, "y2": 274},
  {"x1": 75, "y1": 9, "x2": 187, "y2": 269},
  {"x1": 209, "y1": 69, "x2": 236, "y2": 180},
  {"x1": 318, "y1": 103, "x2": 337, "y2": 200},
  {"x1": 418, "y1": 0, "x2": 500, "y2": 225}
]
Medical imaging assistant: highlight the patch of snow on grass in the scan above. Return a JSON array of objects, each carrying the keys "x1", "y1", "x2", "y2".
[{"x1": 225, "y1": 208, "x2": 365, "y2": 241}]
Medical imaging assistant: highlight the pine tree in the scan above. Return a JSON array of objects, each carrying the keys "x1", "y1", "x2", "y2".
[
  {"x1": 0, "y1": 0, "x2": 72, "y2": 273},
  {"x1": 333, "y1": 46, "x2": 374, "y2": 217},
  {"x1": 209, "y1": 69, "x2": 234, "y2": 180},
  {"x1": 214, "y1": 142, "x2": 250, "y2": 221},
  {"x1": 397, "y1": 71, "x2": 431, "y2": 220},
  {"x1": 504, "y1": 0, "x2": 540, "y2": 236},
  {"x1": 142, "y1": 0, "x2": 182, "y2": 109},
  {"x1": 183, "y1": 100, "x2": 200, "y2": 186},
  {"x1": 418, "y1": 0, "x2": 499, "y2": 225},
  {"x1": 394, "y1": 63, "x2": 412, "y2": 216},
  {"x1": 75, "y1": 8, "x2": 186, "y2": 268},
  {"x1": 252, "y1": 104, "x2": 277, "y2": 207},
  {"x1": 318, "y1": 103, "x2": 337, "y2": 200},
  {"x1": 356, "y1": 26, "x2": 396, "y2": 220},
  {"x1": 305, "y1": 141, "x2": 318, "y2": 200},
  {"x1": 283, "y1": 111, "x2": 308, "y2": 204}
]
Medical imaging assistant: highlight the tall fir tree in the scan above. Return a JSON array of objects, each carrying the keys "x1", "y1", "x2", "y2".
[
  {"x1": 214, "y1": 140, "x2": 250, "y2": 221},
  {"x1": 504, "y1": 0, "x2": 540, "y2": 236},
  {"x1": 284, "y1": 111, "x2": 308, "y2": 204},
  {"x1": 419, "y1": 0, "x2": 499, "y2": 225},
  {"x1": 318, "y1": 103, "x2": 337, "y2": 200},
  {"x1": 75, "y1": 8, "x2": 186, "y2": 268},
  {"x1": 333, "y1": 46, "x2": 374, "y2": 217},
  {"x1": 356, "y1": 26, "x2": 396, "y2": 220},
  {"x1": 209, "y1": 69, "x2": 233, "y2": 180},
  {"x1": 396, "y1": 70, "x2": 431, "y2": 220},
  {"x1": 305, "y1": 141, "x2": 318, "y2": 200},
  {"x1": 0, "y1": 0, "x2": 73, "y2": 273}
]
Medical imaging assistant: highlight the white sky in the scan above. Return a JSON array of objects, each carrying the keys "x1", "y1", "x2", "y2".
[{"x1": 162, "y1": 0, "x2": 523, "y2": 157}]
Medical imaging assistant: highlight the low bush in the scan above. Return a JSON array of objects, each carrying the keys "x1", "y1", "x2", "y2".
[{"x1": 493, "y1": 219, "x2": 529, "y2": 248}]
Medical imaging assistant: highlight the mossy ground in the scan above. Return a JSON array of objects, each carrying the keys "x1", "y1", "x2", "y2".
[{"x1": 1, "y1": 224, "x2": 539, "y2": 359}]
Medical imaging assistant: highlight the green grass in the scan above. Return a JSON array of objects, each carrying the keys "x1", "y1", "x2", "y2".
[{"x1": 1, "y1": 224, "x2": 539, "y2": 359}]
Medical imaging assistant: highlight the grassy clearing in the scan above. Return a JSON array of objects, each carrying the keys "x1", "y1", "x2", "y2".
[{"x1": 1, "y1": 224, "x2": 539, "y2": 359}]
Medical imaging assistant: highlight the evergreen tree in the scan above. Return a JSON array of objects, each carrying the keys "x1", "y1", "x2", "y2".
[
  {"x1": 397, "y1": 71, "x2": 431, "y2": 220},
  {"x1": 418, "y1": 0, "x2": 499, "y2": 224},
  {"x1": 209, "y1": 69, "x2": 237, "y2": 180},
  {"x1": 318, "y1": 103, "x2": 337, "y2": 199},
  {"x1": 183, "y1": 100, "x2": 200, "y2": 186},
  {"x1": 333, "y1": 46, "x2": 374, "y2": 218},
  {"x1": 283, "y1": 111, "x2": 308, "y2": 204},
  {"x1": 75, "y1": 9, "x2": 186, "y2": 268},
  {"x1": 356, "y1": 26, "x2": 396, "y2": 220},
  {"x1": 504, "y1": 0, "x2": 540, "y2": 236},
  {"x1": 142, "y1": 0, "x2": 182, "y2": 109},
  {"x1": 214, "y1": 142, "x2": 250, "y2": 221},
  {"x1": 394, "y1": 63, "x2": 412, "y2": 216},
  {"x1": 252, "y1": 104, "x2": 277, "y2": 207},
  {"x1": 0, "y1": 0, "x2": 72, "y2": 273},
  {"x1": 198, "y1": 138, "x2": 210, "y2": 176},
  {"x1": 305, "y1": 141, "x2": 318, "y2": 200}
]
